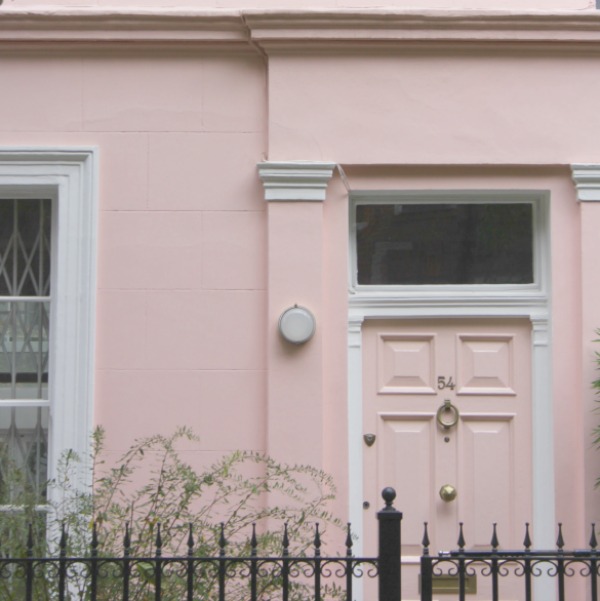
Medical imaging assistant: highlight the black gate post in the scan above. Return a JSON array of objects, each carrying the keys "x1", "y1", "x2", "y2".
[{"x1": 377, "y1": 487, "x2": 402, "y2": 601}]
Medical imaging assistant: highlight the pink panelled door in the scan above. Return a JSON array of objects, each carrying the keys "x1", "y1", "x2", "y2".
[{"x1": 362, "y1": 318, "x2": 532, "y2": 599}]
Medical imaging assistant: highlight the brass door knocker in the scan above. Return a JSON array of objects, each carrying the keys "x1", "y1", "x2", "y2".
[{"x1": 436, "y1": 399, "x2": 459, "y2": 430}]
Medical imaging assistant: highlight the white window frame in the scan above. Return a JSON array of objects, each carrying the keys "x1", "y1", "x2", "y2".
[
  {"x1": 0, "y1": 148, "x2": 98, "y2": 496},
  {"x1": 349, "y1": 190, "x2": 550, "y2": 309}
]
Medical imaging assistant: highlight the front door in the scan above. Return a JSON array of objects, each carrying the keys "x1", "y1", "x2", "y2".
[{"x1": 362, "y1": 318, "x2": 532, "y2": 596}]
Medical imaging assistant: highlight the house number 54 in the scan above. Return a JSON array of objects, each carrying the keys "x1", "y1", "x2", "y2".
[{"x1": 437, "y1": 376, "x2": 456, "y2": 391}]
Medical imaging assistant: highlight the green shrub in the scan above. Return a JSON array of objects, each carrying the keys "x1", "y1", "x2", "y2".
[{"x1": 0, "y1": 427, "x2": 344, "y2": 600}]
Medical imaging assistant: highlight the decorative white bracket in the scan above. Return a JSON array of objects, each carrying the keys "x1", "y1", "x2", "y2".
[
  {"x1": 571, "y1": 164, "x2": 600, "y2": 202},
  {"x1": 258, "y1": 161, "x2": 336, "y2": 202}
]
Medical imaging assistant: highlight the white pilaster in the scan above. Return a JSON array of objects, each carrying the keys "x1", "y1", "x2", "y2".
[{"x1": 258, "y1": 161, "x2": 335, "y2": 468}]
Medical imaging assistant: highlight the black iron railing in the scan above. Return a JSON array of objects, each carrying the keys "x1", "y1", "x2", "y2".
[
  {"x1": 420, "y1": 521, "x2": 600, "y2": 601},
  {"x1": 4, "y1": 487, "x2": 600, "y2": 601},
  {"x1": 0, "y1": 488, "x2": 401, "y2": 601}
]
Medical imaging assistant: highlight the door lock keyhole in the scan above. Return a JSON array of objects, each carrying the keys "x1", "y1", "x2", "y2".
[{"x1": 364, "y1": 433, "x2": 376, "y2": 447}]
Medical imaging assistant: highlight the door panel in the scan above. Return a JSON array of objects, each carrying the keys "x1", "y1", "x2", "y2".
[
  {"x1": 362, "y1": 318, "x2": 532, "y2": 599},
  {"x1": 457, "y1": 334, "x2": 516, "y2": 395},
  {"x1": 379, "y1": 414, "x2": 437, "y2": 555},
  {"x1": 378, "y1": 334, "x2": 436, "y2": 394},
  {"x1": 461, "y1": 417, "x2": 515, "y2": 549}
]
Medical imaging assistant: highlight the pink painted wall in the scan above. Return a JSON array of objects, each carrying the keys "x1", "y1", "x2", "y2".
[
  {"x1": 1, "y1": 6, "x2": 600, "y2": 537},
  {"x1": 268, "y1": 51, "x2": 600, "y2": 165},
  {"x1": 0, "y1": 47, "x2": 268, "y2": 470}
]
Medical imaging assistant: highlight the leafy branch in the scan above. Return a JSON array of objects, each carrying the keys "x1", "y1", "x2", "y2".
[{"x1": 0, "y1": 426, "x2": 345, "y2": 601}]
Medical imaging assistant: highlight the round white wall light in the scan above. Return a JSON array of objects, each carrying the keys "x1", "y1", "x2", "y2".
[{"x1": 278, "y1": 305, "x2": 316, "y2": 345}]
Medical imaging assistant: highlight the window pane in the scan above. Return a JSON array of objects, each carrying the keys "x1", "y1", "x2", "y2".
[
  {"x1": 0, "y1": 198, "x2": 52, "y2": 507},
  {"x1": 356, "y1": 203, "x2": 534, "y2": 285},
  {"x1": 0, "y1": 406, "x2": 48, "y2": 501},
  {"x1": 0, "y1": 199, "x2": 51, "y2": 297},
  {"x1": 0, "y1": 302, "x2": 49, "y2": 400}
]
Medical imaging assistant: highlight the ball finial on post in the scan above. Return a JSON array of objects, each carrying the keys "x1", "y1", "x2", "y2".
[{"x1": 382, "y1": 487, "x2": 397, "y2": 509}]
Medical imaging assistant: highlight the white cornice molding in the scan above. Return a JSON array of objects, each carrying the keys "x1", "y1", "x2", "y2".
[
  {"x1": 0, "y1": 9, "x2": 248, "y2": 43},
  {"x1": 2, "y1": 9, "x2": 600, "y2": 45},
  {"x1": 571, "y1": 164, "x2": 600, "y2": 202},
  {"x1": 245, "y1": 10, "x2": 600, "y2": 44},
  {"x1": 258, "y1": 161, "x2": 336, "y2": 202}
]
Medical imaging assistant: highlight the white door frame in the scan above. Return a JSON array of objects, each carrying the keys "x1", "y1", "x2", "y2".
[{"x1": 347, "y1": 191, "x2": 554, "y2": 559}]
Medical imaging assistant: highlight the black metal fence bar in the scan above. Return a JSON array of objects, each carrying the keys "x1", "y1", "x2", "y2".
[
  {"x1": 24, "y1": 525, "x2": 33, "y2": 601},
  {"x1": 90, "y1": 525, "x2": 98, "y2": 601},
  {"x1": 249, "y1": 525, "x2": 257, "y2": 601},
  {"x1": 58, "y1": 526, "x2": 67, "y2": 601},
  {"x1": 345, "y1": 523, "x2": 354, "y2": 601},
  {"x1": 592, "y1": 553, "x2": 598, "y2": 601}
]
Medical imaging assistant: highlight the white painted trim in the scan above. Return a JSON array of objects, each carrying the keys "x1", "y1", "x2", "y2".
[
  {"x1": 530, "y1": 317, "x2": 555, "y2": 541},
  {"x1": 0, "y1": 400, "x2": 51, "y2": 408},
  {"x1": 3, "y1": 9, "x2": 600, "y2": 46},
  {"x1": 245, "y1": 10, "x2": 600, "y2": 45},
  {"x1": 0, "y1": 10, "x2": 249, "y2": 44},
  {"x1": 0, "y1": 148, "x2": 98, "y2": 495},
  {"x1": 347, "y1": 315, "x2": 365, "y2": 554},
  {"x1": 347, "y1": 190, "x2": 554, "y2": 558},
  {"x1": 349, "y1": 190, "x2": 549, "y2": 300},
  {"x1": 530, "y1": 315, "x2": 556, "y2": 600},
  {"x1": 571, "y1": 164, "x2": 600, "y2": 202},
  {"x1": 258, "y1": 161, "x2": 336, "y2": 202}
]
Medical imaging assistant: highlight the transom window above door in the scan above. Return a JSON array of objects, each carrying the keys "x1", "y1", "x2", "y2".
[{"x1": 351, "y1": 193, "x2": 547, "y2": 294}]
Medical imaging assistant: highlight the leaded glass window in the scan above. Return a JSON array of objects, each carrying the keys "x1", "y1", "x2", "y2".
[
  {"x1": 355, "y1": 202, "x2": 534, "y2": 286},
  {"x1": 0, "y1": 199, "x2": 51, "y2": 503}
]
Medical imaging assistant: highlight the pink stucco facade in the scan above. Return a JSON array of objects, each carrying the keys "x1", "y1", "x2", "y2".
[{"x1": 2, "y1": 0, "x2": 600, "y2": 567}]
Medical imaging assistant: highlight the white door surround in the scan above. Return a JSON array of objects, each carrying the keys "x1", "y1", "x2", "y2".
[{"x1": 347, "y1": 190, "x2": 554, "y2": 560}]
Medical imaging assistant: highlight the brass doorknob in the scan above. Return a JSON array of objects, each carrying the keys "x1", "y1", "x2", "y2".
[{"x1": 439, "y1": 484, "x2": 457, "y2": 502}]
